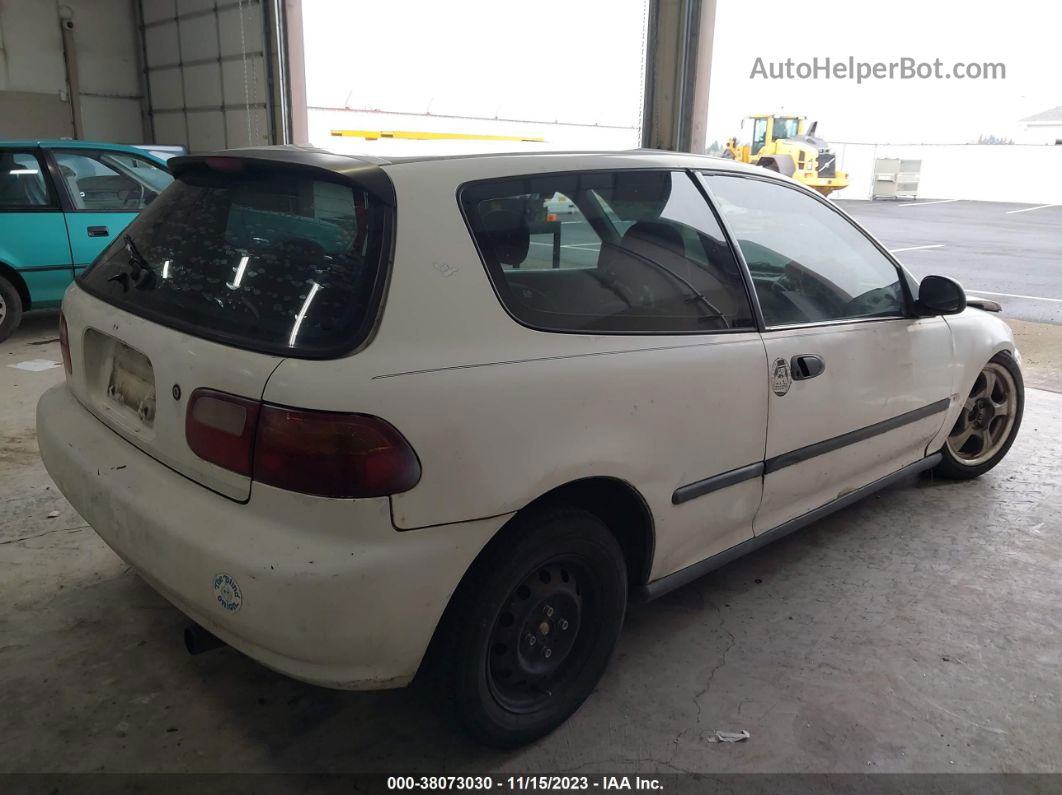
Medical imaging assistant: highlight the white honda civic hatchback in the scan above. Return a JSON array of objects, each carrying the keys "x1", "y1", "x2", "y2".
[{"x1": 38, "y1": 148, "x2": 1023, "y2": 747}]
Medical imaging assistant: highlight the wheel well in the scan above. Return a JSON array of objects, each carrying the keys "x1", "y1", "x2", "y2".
[
  {"x1": 522, "y1": 477, "x2": 655, "y2": 586},
  {"x1": 0, "y1": 262, "x2": 31, "y2": 310}
]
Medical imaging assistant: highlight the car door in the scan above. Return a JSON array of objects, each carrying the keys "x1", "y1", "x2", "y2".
[
  {"x1": 701, "y1": 172, "x2": 955, "y2": 533},
  {"x1": 47, "y1": 149, "x2": 171, "y2": 274},
  {"x1": 0, "y1": 147, "x2": 73, "y2": 307},
  {"x1": 455, "y1": 168, "x2": 769, "y2": 578}
]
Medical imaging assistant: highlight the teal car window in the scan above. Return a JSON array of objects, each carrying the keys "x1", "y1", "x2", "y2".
[
  {"x1": 53, "y1": 150, "x2": 168, "y2": 211},
  {"x1": 0, "y1": 151, "x2": 52, "y2": 208},
  {"x1": 99, "y1": 152, "x2": 174, "y2": 194}
]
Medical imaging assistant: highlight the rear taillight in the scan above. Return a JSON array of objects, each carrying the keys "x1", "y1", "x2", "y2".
[
  {"x1": 184, "y1": 390, "x2": 421, "y2": 498},
  {"x1": 59, "y1": 313, "x2": 72, "y2": 375},
  {"x1": 253, "y1": 406, "x2": 421, "y2": 498},
  {"x1": 186, "y1": 389, "x2": 261, "y2": 476}
]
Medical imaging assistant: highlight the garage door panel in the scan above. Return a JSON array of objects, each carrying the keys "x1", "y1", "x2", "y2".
[
  {"x1": 225, "y1": 107, "x2": 270, "y2": 147},
  {"x1": 144, "y1": 22, "x2": 180, "y2": 66},
  {"x1": 142, "y1": 0, "x2": 176, "y2": 24},
  {"x1": 140, "y1": 0, "x2": 272, "y2": 150},
  {"x1": 153, "y1": 113, "x2": 186, "y2": 145},
  {"x1": 148, "y1": 68, "x2": 184, "y2": 110},
  {"x1": 179, "y1": 14, "x2": 219, "y2": 61},
  {"x1": 221, "y1": 58, "x2": 267, "y2": 105},
  {"x1": 217, "y1": 4, "x2": 264, "y2": 58},
  {"x1": 183, "y1": 62, "x2": 223, "y2": 107},
  {"x1": 177, "y1": 0, "x2": 215, "y2": 13},
  {"x1": 187, "y1": 110, "x2": 227, "y2": 151}
]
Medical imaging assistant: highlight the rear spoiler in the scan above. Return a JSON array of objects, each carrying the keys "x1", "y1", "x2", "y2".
[
  {"x1": 169, "y1": 147, "x2": 396, "y2": 206},
  {"x1": 966, "y1": 296, "x2": 1002, "y2": 312}
]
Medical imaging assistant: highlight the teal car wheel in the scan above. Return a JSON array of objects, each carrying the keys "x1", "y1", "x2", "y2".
[{"x1": 0, "y1": 275, "x2": 23, "y2": 342}]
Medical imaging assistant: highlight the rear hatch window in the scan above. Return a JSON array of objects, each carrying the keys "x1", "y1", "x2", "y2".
[{"x1": 78, "y1": 161, "x2": 392, "y2": 358}]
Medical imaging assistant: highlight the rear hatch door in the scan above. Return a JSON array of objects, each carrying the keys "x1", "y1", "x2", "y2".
[{"x1": 64, "y1": 154, "x2": 394, "y2": 501}]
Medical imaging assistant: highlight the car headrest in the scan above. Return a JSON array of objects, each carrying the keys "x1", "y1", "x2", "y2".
[
  {"x1": 608, "y1": 171, "x2": 672, "y2": 221},
  {"x1": 481, "y1": 208, "x2": 529, "y2": 267},
  {"x1": 621, "y1": 220, "x2": 685, "y2": 256}
]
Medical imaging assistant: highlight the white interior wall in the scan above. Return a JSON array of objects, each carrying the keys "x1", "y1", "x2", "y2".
[
  {"x1": 0, "y1": 0, "x2": 142, "y2": 141},
  {"x1": 67, "y1": 0, "x2": 144, "y2": 141}
]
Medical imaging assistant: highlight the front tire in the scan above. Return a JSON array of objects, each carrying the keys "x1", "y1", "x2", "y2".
[
  {"x1": 0, "y1": 275, "x2": 23, "y2": 342},
  {"x1": 430, "y1": 507, "x2": 627, "y2": 748},
  {"x1": 934, "y1": 352, "x2": 1023, "y2": 479}
]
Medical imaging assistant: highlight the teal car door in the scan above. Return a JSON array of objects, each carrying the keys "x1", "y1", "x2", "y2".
[
  {"x1": 49, "y1": 149, "x2": 172, "y2": 273},
  {"x1": 0, "y1": 148, "x2": 73, "y2": 307}
]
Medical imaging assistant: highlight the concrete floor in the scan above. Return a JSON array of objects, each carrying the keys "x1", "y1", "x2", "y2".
[{"x1": 3, "y1": 312, "x2": 1061, "y2": 774}]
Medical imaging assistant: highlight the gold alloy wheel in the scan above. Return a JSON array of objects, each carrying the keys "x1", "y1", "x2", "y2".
[{"x1": 946, "y1": 362, "x2": 1019, "y2": 467}]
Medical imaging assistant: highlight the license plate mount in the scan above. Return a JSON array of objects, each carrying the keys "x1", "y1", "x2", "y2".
[{"x1": 106, "y1": 342, "x2": 157, "y2": 426}]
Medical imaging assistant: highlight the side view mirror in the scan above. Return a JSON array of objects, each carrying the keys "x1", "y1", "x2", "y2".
[{"x1": 916, "y1": 275, "x2": 966, "y2": 316}]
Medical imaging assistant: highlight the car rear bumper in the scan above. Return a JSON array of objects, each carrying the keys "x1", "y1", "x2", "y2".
[{"x1": 37, "y1": 383, "x2": 507, "y2": 689}]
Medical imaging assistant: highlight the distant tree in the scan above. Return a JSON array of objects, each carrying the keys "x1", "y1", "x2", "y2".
[
  {"x1": 705, "y1": 139, "x2": 722, "y2": 155},
  {"x1": 976, "y1": 134, "x2": 1014, "y2": 145}
]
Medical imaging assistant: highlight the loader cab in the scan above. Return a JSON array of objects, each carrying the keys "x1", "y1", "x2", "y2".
[
  {"x1": 771, "y1": 116, "x2": 802, "y2": 141},
  {"x1": 748, "y1": 115, "x2": 805, "y2": 155}
]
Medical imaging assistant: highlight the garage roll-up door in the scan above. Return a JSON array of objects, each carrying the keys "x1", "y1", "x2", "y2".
[{"x1": 140, "y1": 0, "x2": 273, "y2": 151}]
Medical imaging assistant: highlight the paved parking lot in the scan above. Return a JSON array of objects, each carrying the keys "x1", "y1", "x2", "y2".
[
  {"x1": 838, "y1": 199, "x2": 1062, "y2": 326},
  {"x1": 3, "y1": 314, "x2": 1062, "y2": 775}
]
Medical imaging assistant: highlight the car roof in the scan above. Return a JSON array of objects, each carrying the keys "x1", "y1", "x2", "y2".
[
  {"x1": 0, "y1": 139, "x2": 170, "y2": 162},
  {"x1": 171, "y1": 144, "x2": 778, "y2": 181}
]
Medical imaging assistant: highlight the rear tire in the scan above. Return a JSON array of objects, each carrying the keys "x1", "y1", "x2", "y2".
[
  {"x1": 934, "y1": 352, "x2": 1023, "y2": 479},
  {"x1": 426, "y1": 507, "x2": 627, "y2": 748},
  {"x1": 0, "y1": 275, "x2": 23, "y2": 343}
]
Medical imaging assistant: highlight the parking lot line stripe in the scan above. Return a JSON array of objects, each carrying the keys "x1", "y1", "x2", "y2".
[
  {"x1": 970, "y1": 290, "x2": 1062, "y2": 304},
  {"x1": 1005, "y1": 203, "x2": 1061, "y2": 215},
  {"x1": 889, "y1": 244, "x2": 944, "y2": 253},
  {"x1": 897, "y1": 199, "x2": 960, "y2": 207}
]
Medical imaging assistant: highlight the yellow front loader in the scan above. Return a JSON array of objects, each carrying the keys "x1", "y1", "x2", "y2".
[{"x1": 723, "y1": 114, "x2": 848, "y2": 197}]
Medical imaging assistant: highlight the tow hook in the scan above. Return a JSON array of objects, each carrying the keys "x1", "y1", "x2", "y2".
[{"x1": 183, "y1": 623, "x2": 225, "y2": 655}]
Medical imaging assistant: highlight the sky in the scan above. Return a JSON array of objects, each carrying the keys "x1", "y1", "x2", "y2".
[{"x1": 303, "y1": 0, "x2": 1061, "y2": 150}]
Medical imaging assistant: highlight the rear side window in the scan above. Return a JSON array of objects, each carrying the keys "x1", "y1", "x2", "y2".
[
  {"x1": 79, "y1": 163, "x2": 391, "y2": 357},
  {"x1": 461, "y1": 170, "x2": 755, "y2": 333},
  {"x1": 0, "y1": 150, "x2": 55, "y2": 209},
  {"x1": 53, "y1": 149, "x2": 172, "y2": 211}
]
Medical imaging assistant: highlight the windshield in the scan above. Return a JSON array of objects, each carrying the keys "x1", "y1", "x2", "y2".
[
  {"x1": 773, "y1": 117, "x2": 800, "y2": 139},
  {"x1": 78, "y1": 163, "x2": 392, "y2": 358}
]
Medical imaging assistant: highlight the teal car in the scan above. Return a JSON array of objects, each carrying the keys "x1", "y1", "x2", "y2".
[{"x1": 0, "y1": 140, "x2": 173, "y2": 341}]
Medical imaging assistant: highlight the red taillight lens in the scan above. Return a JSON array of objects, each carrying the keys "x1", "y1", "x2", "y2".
[
  {"x1": 186, "y1": 389, "x2": 261, "y2": 476},
  {"x1": 253, "y1": 406, "x2": 421, "y2": 498},
  {"x1": 59, "y1": 313, "x2": 72, "y2": 375}
]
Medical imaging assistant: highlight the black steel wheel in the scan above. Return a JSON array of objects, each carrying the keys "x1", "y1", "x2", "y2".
[
  {"x1": 424, "y1": 506, "x2": 627, "y2": 748},
  {"x1": 487, "y1": 559, "x2": 586, "y2": 713}
]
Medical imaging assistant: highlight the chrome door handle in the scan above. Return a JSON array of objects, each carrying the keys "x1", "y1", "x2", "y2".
[
  {"x1": 87, "y1": 226, "x2": 110, "y2": 237},
  {"x1": 791, "y1": 354, "x2": 825, "y2": 380}
]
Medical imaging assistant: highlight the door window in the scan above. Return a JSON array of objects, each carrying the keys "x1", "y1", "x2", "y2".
[
  {"x1": 52, "y1": 150, "x2": 171, "y2": 211},
  {"x1": 751, "y1": 119, "x2": 768, "y2": 155},
  {"x1": 461, "y1": 170, "x2": 756, "y2": 333},
  {"x1": 703, "y1": 175, "x2": 907, "y2": 326},
  {"x1": 0, "y1": 151, "x2": 54, "y2": 209}
]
